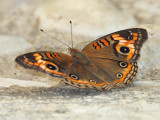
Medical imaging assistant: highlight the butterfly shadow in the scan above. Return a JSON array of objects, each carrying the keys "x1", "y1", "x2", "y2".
[{"x1": 0, "y1": 85, "x2": 118, "y2": 99}]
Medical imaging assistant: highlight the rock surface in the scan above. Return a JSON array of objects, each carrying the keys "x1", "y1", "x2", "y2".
[
  {"x1": 136, "y1": 24, "x2": 160, "y2": 69},
  {"x1": 111, "y1": 0, "x2": 160, "y2": 26},
  {"x1": 35, "y1": 0, "x2": 137, "y2": 37},
  {"x1": 0, "y1": 0, "x2": 160, "y2": 120},
  {"x1": 0, "y1": 35, "x2": 31, "y2": 55},
  {"x1": 0, "y1": 78, "x2": 51, "y2": 87}
]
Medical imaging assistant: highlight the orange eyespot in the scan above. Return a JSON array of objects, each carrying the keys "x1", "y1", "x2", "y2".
[
  {"x1": 46, "y1": 64, "x2": 57, "y2": 70},
  {"x1": 120, "y1": 46, "x2": 130, "y2": 54}
]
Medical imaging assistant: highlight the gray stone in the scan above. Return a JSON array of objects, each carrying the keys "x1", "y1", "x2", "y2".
[
  {"x1": 111, "y1": 0, "x2": 160, "y2": 26},
  {"x1": 35, "y1": 0, "x2": 137, "y2": 37},
  {"x1": 136, "y1": 24, "x2": 160, "y2": 69},
  {"x1": 0, "y1": 0, "x2": 160, "y2": 120},
  {"x1": 0, "y1": 78, "x2": 51, "y2": 87},
  {"x1": 0, "y1": 35, "x2": 31, "y2": 55}
]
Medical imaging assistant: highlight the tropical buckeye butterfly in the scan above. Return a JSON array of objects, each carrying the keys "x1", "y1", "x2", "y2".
[{"x1": 15, "y1": 28, "x2": 148, "y2": 91}]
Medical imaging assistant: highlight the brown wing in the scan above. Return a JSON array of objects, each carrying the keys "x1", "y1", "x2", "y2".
[
  {"x1": 82, "y1": 28, "x2": 148, "y2": 62},
  {"x1": 64, "y1": 58, "x2": 138, "y2": 91},
  {"x1": 15, "y1": 51, "x2": 73, "y2": 78}
]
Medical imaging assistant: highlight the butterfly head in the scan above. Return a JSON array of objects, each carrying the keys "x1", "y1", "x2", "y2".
[
  {"x1": 69, "y1": 48, "x2": 89, "y2": 64},
  {"x1": 69, "y1": 48, "x2": 78, "y2": 55}
]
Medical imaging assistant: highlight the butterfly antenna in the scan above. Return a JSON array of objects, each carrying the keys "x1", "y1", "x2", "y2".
[
  {"x1": 70, "y1": 20, "x2": 73, "y2": 48},
  {"x1": 40, "y1": 29, "x2": 71, "y2": 49}
]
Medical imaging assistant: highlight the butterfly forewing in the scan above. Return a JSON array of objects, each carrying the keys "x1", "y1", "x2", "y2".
[
  {"x1": 82, "y1": 28, "x2": 148, "y2": 62},
  {"x1": 15, "y1": 51, "x2": 72, "y2": 78}
]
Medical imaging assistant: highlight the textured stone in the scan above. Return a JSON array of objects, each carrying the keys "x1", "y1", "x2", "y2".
[
  {"x1": 111, "y1": 0, "x2": 160, "y2": 26},
  {"x1": 0, "y1": 78, "x2": 51, "y2": 87},
  {"x1": 35, "y1": 0, "x2": 137, "y2": 37},
  {"x1": 0, "y1": 35, "x2": 31, "y2": 55},
  {"x1": 0, "y1": 80, "x2": 160, "y2": 120},
  {"x1": 136, "y1": 24, "x2": 160, "y2": 69},
  {"x1": 0, "y1": 0, "x2": 160, "y2": 120}
]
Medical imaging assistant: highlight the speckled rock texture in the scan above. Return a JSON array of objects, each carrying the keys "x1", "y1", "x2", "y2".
[{"x1": 0, "y1": 0, "x2": 160, "y2": 120}]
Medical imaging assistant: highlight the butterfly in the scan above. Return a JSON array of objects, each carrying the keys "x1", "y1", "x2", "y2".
[{"x1": 15, "y1": 28, "x2": 148, "y2": 91}]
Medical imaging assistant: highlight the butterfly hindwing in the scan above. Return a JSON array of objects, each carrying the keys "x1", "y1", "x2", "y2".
[
  {"x1": 64, "y1": 58, "x2": 138, "y2": 91},
  {"x1": 15, "y1": 51, "x2": 73, "y2": 78}
]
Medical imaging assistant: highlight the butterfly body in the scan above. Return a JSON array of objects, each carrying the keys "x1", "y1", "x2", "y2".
[
  {"x1": 71, "y1": 49, "x2": 90, "y2": 64},
  {"x1": 15, "y1": 28, "x2": 148, "y2": 91}
]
